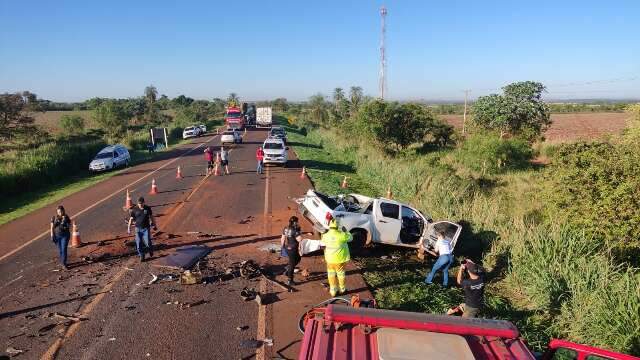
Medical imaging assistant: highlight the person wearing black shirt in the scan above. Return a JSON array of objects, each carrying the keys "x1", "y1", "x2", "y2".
[
  {"x1": 447, "y1": 259, "x2": 485, "y2": 318},
  {"x1": 50, "y1": 205, "x2": 72, "y2": 269},
  {"x1": 127, "y1": 197, "x2": 157, "y2": 262},
  {"x1": 281, "y1": 216, "x2": 306, "y2": 286}
]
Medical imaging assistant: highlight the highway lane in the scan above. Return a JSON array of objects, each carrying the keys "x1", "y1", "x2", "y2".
[
  {"x1": 0, "y1": 126, "x2": 372, "y2": 360},
  {"x1": 0, "y1": 132, "x2": 225, "y2": 358}
]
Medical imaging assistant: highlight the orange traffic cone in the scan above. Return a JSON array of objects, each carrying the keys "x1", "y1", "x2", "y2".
[
  {"x1": 176, "y1": 166, "x2": 183, "y2": 179},
  {"x1": 300, "y1": 166, "x2": 306, "y2": 179},
  {"x1": 386, "y1": 186, "x2": 393, "y2": 199},
  {"x1": 340, "y1": 176, "x2": 348, "y2": 189},
  {"x1": 124, "y1": 189, "x2": 133, "y2": 210},
  {"x1": 149, "y1": 178, "x2": 159, "y2": 195},
  {"x1": 70, "y1": 221, "x2": 83, "y2": 248}
]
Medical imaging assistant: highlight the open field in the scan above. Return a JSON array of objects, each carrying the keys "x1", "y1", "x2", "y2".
[
  {"x1": 33, "y1": 109, "x2": 178, "y2": 133},
  {"x1": 440, "y1": 112, "x2": 629, "y2": 143}
]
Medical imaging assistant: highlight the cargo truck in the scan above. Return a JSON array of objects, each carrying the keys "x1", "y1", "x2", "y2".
[
  {"x1": 256, "y1": 107, "x2": 272, "y2": 128},
  {"x1": 225, "y1": 106, "x2": 245, "y2": 130}
]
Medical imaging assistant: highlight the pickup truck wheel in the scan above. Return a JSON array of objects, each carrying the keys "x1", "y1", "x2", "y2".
[{"x1": 350, "y1": 230, "x2": 367, "y2": 255}]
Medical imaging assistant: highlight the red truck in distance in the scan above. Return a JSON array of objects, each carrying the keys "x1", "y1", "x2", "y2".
[{"x1": 225, "y1": 106, "x2": 245, "y2": 130}]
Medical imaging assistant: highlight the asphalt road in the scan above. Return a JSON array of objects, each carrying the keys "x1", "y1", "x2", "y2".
[{"x1": 0, "y1": 127, "x2": 372, "y2": 360}]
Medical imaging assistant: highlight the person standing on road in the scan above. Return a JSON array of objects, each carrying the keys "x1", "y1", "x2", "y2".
[
  {"x1": 447, "y1": 259, "x2": 485, "y2": 318},
  {"x1": 127, "y1": 197, "x2": 157, "y2": 262},
  {"x1": 256, "y1": 146, "x2": 264, "y2": 175},
  {"x1": 220, "y1": 146, "x2": 230, "y2": 175},
  {"x1": 320, "y1": 218, "x2": 353, "y2": 297},
  {"x1": 204, "y1": 147, "x2": 214, "y2": 175},
  {"x1": 50, "y1": 205, "x2": 71, "y2": 270},
  {"x1": 424, "y1": 231, "x2": 454, "y2": 287},
  {"x1": 281, "y1": 216, "x2": 303, "y2": 286}
]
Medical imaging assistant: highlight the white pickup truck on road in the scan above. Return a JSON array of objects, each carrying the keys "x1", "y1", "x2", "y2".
[{"x1": 296, "y1": 189, "x2": 462, "y2": 254}]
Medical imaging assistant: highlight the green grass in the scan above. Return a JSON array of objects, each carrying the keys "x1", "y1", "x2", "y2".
[
  {"x1": 0, "y1": 117, "x2": 224, "y2": 227},
  {"x1": 0, "y1": 134, "x2": 197, "y2": 227},
  {"x1": 283, "y1": 115, "x2": 640, "y2": 355}
]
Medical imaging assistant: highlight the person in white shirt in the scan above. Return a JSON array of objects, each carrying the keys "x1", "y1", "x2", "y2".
[{"x1": 425, "y1": 231, "x2": 454, "y2": 287}]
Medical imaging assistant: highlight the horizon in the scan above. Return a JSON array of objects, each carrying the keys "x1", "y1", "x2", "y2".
[{"x1": 1, "y1": 0, "x2": 639, "y2": 102}]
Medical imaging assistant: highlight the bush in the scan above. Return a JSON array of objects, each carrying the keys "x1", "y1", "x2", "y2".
[
  {"x1": 544, "y1": 141, "x2": 640, "y2": 263},
  {"x1": 453, "y1": 133, "x2": 533, "y2": 176},
  {"x1": 0, "y1": 140, "x2": 106, "y2": 198},
  {"x1": 123, "y1": 131, "x2": 149, "y2": 151},
  {"x1": 59, "y1": 114, "x2": 85, "y2": 135}
]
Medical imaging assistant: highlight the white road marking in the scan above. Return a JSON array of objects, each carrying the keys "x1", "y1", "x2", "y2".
[
  {"x1": 257, "y1": 152, "x2": 272, "y2": 360},
  {"x1": 0, "y1": 135, "x2": 221, "y2": 263}
]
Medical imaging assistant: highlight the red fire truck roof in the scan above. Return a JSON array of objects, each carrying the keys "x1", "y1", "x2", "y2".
[{"x1": 299, "y1": 305, "x2": 536, "y2": 360}]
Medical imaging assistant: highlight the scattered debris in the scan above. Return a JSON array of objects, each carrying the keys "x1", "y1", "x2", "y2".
[
  {"x1": 153, "y1": 245, "x2": 212, "y2": 270},
  {"x1": 108, "y1": 337, "x2": 116, "y2": 341},
  {"x1": 179, "y1": 300, "x2": 206, "y2": 309},
  {"x1": 301, "y1": 269, "x2": 310, "y2": 278},
  {"x1": 148, "y1": 274, "x2": 159, "y2": 285},
  {"x1": 124, "y1": 267, "x2": 134, "y2": 271},
  {"x1": 240, "y1": 287, "x2": 258, "y2": 301},
  {"x1": 259, "y1": 243, "x2": 280, "y2": 253},
  {"x1": 262, "y1": 338, "x2": 274, "y2": 347},
  {"x1": 124, "y1": 306, "x2": 136, "y2": 311},
  {"x1": 5, "y1": 346, "x2": 25, "y2": 356},
  {"x1": 24, "y1": 314, "x2": 37, "y2": 320},
  {"x1": 196, "y1": 233, "x2": 215, "y2": 238},
  {"x1": 37, "y1": 323, "x2": 57, "y2": 335},
  {"x1": 255, "y1": 294, "x2": 263, "y2": 306},
  {"x1": 380, "y1": 255, "x2": 389, "y2": 260},
  {"x1": 53, "y1": 313, "x2": 84, "y2": 322},
  {"x1": 239, "y1": 260, "x2": 261, "y2": 279},
  {"x1": 186, "y1": 231, "x2": 201, "y2": 235},
  {"x1": 238, "y1": 216, "x2": 254, "y2": 224},
  {"x1": 180, "y1": 270, "x2": 202, "y2": 285},
  {"x1": 96, "y1": 241, "x2": 106, "y2": 247},
  {"x1": 240, "y1": 339, "x2": 263, "y2": 349},
  {"x1": 236, "y1": 326, "x2": 249, "y2": 331}
]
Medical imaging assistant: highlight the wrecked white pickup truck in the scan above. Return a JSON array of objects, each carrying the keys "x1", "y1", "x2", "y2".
[{"x1": 296, "y1": 189, "x2": 462, "y2": 254}]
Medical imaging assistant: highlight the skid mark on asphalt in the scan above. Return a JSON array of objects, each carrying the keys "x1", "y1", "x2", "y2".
[{"x1": 0, "y1": 134, "x2": 221, "y2": 263}]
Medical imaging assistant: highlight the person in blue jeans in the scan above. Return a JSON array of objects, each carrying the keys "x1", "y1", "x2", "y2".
[
  {"x1": 425, "y1": 231, "x2": 454, "y2": 287},
  {"x1": 127, "y1": 197, "x2": 157, "y2": 262},
  {"x1": 50, "y1": 205, "x2": 72, "y2": 270}
]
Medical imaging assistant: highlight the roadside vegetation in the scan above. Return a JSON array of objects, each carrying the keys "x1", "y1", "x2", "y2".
[
  {"x1": 0, "y1": 88, "x2": 228, "y2": 225},
  {"x1": 282, "y1": 84, "x2": 640, "y2": 355}
]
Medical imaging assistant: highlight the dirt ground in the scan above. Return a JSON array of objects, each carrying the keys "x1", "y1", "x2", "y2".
[{"x1": 440, "y1": 112, "x2": 629, "y2": 143}]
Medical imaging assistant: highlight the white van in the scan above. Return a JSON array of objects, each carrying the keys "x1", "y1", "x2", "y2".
[{"x1": 89, "y1": 144, "x2": 131, "y2": 172}]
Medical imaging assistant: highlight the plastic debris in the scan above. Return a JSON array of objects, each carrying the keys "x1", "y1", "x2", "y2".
[
  {"x1": 240, "y1": 287, "x2": 258, "y2": 301},
  {"x1": 6, "y1": 346, "x2": 25, "y2": 356}
]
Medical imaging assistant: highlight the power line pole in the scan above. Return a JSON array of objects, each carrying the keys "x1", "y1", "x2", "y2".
[
  {"x1": 379, "y1": 5, "x2": 387, "y2": 100},
  {"x1": 462, "y1": 89, "x2": 471, "y2": 136}
]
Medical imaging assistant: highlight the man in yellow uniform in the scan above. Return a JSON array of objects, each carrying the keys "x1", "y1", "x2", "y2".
[{"x1": 321, "y1": 218, "x2": 352, "y2": 297}]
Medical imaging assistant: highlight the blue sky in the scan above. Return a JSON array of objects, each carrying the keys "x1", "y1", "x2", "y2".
[{"x1": 1, "y1": 0, "x2": 639, "y2": 102}]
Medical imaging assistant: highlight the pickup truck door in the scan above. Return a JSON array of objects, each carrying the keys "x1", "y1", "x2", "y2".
[
  {"x1": 421, "y1": 221, "x2": 462, "y2": 253},
  {"x1": 373, "y1": 200, "x2": 402, "y2": 244}
]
